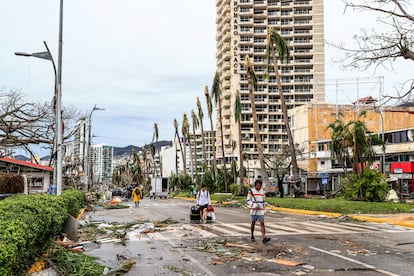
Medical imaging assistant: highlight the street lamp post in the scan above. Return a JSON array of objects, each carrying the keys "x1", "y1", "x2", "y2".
[
  {"x1": 15, "y1": 41, "x2": 60, "y2": 193},
  {"x1": 85, "y1": 104, "x2": 105, "y2": 191},
  {"x1": 378, "y1": 109, "x2": 386, "y2": 174},
  {"x1": 14, "y1": 0, "x2": 64, "y2": 195},
  {"x1": 56, "y1": 0, "x2": 64, "y2": 196}
]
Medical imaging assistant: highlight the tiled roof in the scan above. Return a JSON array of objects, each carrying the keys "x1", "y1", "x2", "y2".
[{"x1": 0, "y1": 157, "x2": 53, "y2": 172}]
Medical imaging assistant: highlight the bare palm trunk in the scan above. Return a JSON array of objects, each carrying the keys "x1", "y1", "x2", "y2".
[
  {"x1": 205, "y1": 91, "x2": 218, "y2": 177},
  {"x1": 247, "y1": 68, "x2": 270, "y2": 188},
  {"x1": 271, "y1": 45, "x2": 299, "y2": 181},
  {"x1": 192, "y1": 125, "x2": 198, "y2": 179},
  {"x1": 237, "y1": 119, "x2": 245, "y2": 194},
  {"x1": 175, "y1": 131, "x2": 186, "y2": 176},
  {"x1": 197, "y1": 97, "x2": 208, "y2": 171},
  {"x1": 218, "y1": 94, "x2": 228, "y2": 192}
]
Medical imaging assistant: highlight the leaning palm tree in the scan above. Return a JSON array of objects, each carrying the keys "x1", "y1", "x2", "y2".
[
  {"x1": 234, "y1": 90, "x2": 245, "y2": 194},
  {"x1": 196, "y1": 97, "x2": 207, "y2": 171},
  {"x1": 245, "y1": 56, "x2": 271, "y2": 188},
  {"x1": 204, "y1": 85, "x2": 218, "y2": 176},
  {"x1": 174, "y1": 118, "x2": 186, "y2": 175},
  {"x1": 191, "y1": 109, "x2": 200, "y2": 180},
  {"x1": 182, "y1": 113, "x2": 193, "y2": 179},
  {"x1": 211, "y1": 72, "x2": 228, "y2": 192},
  {"x1": 266, "y1": 27, "x2": 298, "y2": 182}
]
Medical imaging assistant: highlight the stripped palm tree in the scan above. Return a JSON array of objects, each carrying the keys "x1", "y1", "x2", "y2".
[
  {"x1": 211, "y1": 72, "x2": 228, "y2": 192},
  {"x1": 182, "y1": 113, "x2": 192, "y2": 179},
  {"x1": 141, "y1": 145, "x2": 150, "y2": 179},
  {"x1": 191, "y1": 109, "x2": 200, "y2": 180},
  {"x1": 234, "y1": 90, "x2": 245, "y2": 194},
  {"x1": 152, "y1": 122, "x2": 161, "y2": 177},
  {"x1": 174, "y1": 118, "x2": 186, "y2": 175},
  {"x1": 132, "y1": 149, "x2": 144, "y2": 184},
  {"x1": 204, "y1": 85, "x2": 218, "y2": 176},
  {"x1": 266, "y1": 27, "x2": 298, "y2": 182},
  {"x1": 245, "y1": 56, "x2": 271, "y2": 188},
  {"x1": 196, "y1": 97, "x2": 207, "y2": 171}
]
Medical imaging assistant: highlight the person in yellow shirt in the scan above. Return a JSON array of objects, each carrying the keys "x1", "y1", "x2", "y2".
[{"x1": 132, "y1": 185, "x2": 143, "y2": 207}]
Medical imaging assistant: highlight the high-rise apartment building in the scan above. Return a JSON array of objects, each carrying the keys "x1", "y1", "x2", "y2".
[
  {"x1": 91, "y1": 144, "x2": 113, "y2": 184},
  {"x1": 215, "y1": 0, "x2": 325, "y2": 177}
]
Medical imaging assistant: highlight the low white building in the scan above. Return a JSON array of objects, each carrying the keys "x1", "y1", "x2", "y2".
[{"x1": 0, "y1": 157, "x2": 53, "y2": 194}]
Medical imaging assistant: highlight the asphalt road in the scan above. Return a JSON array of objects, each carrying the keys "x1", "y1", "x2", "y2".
[{"x1": 83, "y1": 197, "x2": 414, "y2": 276}]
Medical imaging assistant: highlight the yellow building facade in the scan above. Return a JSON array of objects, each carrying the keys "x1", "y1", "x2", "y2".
[{"x1": 290, "y1": 102, "x2": 414, "y2": 193}]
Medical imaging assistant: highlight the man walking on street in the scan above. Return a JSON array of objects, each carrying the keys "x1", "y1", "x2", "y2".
[
  {"x1": 247, "y1": 179, "x2": 271, "y2": 244},
  {"x1": 196, "y1": 185, "x2": 210, "y2": 223}
]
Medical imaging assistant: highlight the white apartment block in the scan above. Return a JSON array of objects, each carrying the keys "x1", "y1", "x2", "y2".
[
  {"x1": 91, "y1": 144, "x2": 114, "y2": 184},
  {"x1": 215, "y1": 0, "x2": 325, "y2": 172}
]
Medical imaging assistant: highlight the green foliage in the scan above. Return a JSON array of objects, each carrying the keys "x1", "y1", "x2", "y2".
[
  {"x1": 229, "y1": 183, "x2": 239, "y2": 195},
  {"x1": 50, "y1": 244, "x2": 105, "y2": 276},
  {"x1": 200, "y1": 170, "x2": 216, "y2": 192},
  {"x1": 0, "y1": 190, "x2": 85, "y2": 275},
  {"x1": 341, "y1": 169, "x2": 389, "y2": 201},
  {"x1": 0, "y1": 172, "x2": 24, "y2": 193},
  {"x1": 169, "y1": 174, "x2": 192, "y2": 191}
]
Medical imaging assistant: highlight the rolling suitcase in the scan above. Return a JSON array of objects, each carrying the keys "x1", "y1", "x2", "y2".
[{"x1": 189, "y1": 205, "x2": 200, "y2": 221}]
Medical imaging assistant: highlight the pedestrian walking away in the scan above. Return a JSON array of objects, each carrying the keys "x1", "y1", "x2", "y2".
[
  {"x1": 196, "y1": 185, "x2": 210, "y2": 223},
  {"x1": 132, "y1": 185, "x2": 143, "y2": 207},
  {"x1": 247, "y1": 179, "x2": 271, "y2": 244}
]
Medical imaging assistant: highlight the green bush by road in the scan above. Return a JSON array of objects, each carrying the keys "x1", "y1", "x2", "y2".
[{"x1": 0, "y1": 190, "x2": 85, "y2": 276}]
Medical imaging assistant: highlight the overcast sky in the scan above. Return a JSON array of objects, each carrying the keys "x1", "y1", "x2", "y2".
[{"x1": 1, "y1": 1, "x2": 412, "y2": 154}]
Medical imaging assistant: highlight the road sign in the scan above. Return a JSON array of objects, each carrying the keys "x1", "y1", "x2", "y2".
[{"x1": 394, "y1": 168, "x2": 403, "y2": 174}]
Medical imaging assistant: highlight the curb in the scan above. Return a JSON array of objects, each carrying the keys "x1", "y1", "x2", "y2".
[{"x1": 269, "y1": 206, "x2": 414, "y2": 229}]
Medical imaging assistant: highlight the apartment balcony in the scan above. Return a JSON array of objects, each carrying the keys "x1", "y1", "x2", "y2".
[
  {"x1": 294, "y1": 19, "x2": 312, "y2": 25},
  {"x1": 253, "y1": 9, "x2": 267, "y2": 18},
  {"x1": 239, "y1": 0, "x2": 253, "y2": 7},
  {"x1": 294, "y1": 0, "x2": 310, "y2": 6}
]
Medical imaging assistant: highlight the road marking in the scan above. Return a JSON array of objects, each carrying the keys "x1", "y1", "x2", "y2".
[
  {"x1": 166, "y1": 238, "x2": 217, "y2": 276},
  {"x1": 310, "y1": 246, "x2": 399, "y2": 276},
  {"x1": 187, "y1": 221, "x2": 414, "y2": 238}
]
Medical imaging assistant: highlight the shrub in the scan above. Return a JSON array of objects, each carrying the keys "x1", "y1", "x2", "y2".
[
  {"x1": 342, "y1": 168, "x2": 389, "y2": 202},
  {"x1": 0, "y1": 190, "x2": 85, "y2": 275},
  {"x1": 0, "y1": 172, "x2": 24, "y2": 194}
]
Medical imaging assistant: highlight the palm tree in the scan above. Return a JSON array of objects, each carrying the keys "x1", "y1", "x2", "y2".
[
  {"x1": 204, "y1": 86, "x2": 218, "y2": 177},
  {"x1": 328, "y1": 111, "x2": 377, "y2": 200},
  {"x1": 196, "y1": 97, "x2": 207, "y2": 171},
  {"x1": 245, "y1": 56, "x2": 271, "y2": 188},
  {"x1": 132, "y1": 149, "x2": 144, "y2": 184},
  {"x1": 191, "y1": 109, "x2": 200, "y2": 179},
  {"x1": 182, "y1": 113, "x2": 193, "y2": 179},
  {"x1": 211, "y1": 72, "x2": 228, "y2": 192},
  {"x1": 141, "y1": 146, "x2": 150, "y2": 180},
  {"x1": 152, "y1": 122, "x2": 161, "y2": 177},
  {"x1": 234, "y1": 90, "x2": 245, "y2": 194},
  {"x1": 174, "y1": 118, "x2": 186, "y2": 175},
  {"x1": 266, "y1": 27, "x2": 298, "y2": 182},
  {"x1": 328, "y1": 118, "x2": 351, "y2": 176}
]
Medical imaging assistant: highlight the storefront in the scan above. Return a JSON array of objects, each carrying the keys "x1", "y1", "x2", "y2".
[{"x1": 390, "y1": 162, "x2": 414, "y2": 196}]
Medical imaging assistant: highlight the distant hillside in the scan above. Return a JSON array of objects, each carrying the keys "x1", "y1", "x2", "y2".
[
  {"x1": 113, "y1": 140, "x2": 172, "y2": 157},
  {"x1": 11, "y1": 141, "x2": 172, "y2": 161},
  {"x1": 13, "y1": 155, "x2": 29, "y2": 161}
]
